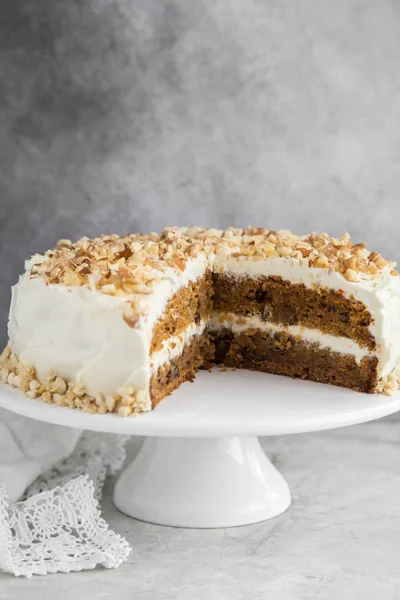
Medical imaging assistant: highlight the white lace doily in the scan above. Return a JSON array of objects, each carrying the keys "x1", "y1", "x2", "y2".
[
  {"x1": 0, "y1": 476, "x2": 131, "y2": 577},
  {"x1": 0, "y1": 430, "x2": 132, "y2": 578}
]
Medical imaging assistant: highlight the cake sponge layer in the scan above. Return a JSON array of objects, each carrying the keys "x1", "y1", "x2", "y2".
[{"x1": 211, "y1": 328, "x2": 379, "y2": 394}]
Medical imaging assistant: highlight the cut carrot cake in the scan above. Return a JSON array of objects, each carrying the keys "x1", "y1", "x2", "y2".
[{"x1": 1, "y1": 227, "x2": 400, "y2": 416}]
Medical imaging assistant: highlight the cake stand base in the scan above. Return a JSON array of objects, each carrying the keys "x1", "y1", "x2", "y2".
[{"x1": 113, "y1": 436, "x2": 291, "y2": 528}]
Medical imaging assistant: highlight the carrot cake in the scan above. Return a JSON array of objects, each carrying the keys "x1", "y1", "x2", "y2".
[{"x1": 1, "y1": 227, "x2": 400, "y2": 416}]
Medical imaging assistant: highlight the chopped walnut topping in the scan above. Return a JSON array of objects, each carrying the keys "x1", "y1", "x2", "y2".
[
  {"x1": 25, "y1": 228, "x2": 397, "y2": 297},
  {"x1": 217, "y1": 228, "x2": 397, "y2": 282},
  {"x1": 344, "y1": 268, "x2": 358, "y2": 282},
  {"x1": 28, "y1": 229, "x2": 220, "y2": 298}
]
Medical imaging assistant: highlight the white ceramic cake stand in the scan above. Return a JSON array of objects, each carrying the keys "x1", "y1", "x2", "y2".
[{"x1": 1, "y1": 369, "x2": 400, "y2": 528}]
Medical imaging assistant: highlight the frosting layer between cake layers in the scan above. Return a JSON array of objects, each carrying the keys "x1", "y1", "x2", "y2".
[{"x1": 210, "y1": 313, "x2": 369, "y2": 363}]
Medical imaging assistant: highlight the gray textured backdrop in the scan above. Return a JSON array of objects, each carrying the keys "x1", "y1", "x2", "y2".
[{"x1": 1, "y1": 0, "x2": 400, "y2": 347}]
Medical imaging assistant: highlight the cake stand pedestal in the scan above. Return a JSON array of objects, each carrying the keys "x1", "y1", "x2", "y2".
[{"x1": 1, "y1": 369, "x2": 400, "y2": 528}]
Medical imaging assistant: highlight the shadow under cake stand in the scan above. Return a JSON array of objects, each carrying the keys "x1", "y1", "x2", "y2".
[{"x1": 1, "y1": 369, "x2": 400, "y2": 528}]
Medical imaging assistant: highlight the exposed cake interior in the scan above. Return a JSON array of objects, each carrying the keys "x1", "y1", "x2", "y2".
[{"x1": 2, "y1": 227, "x2": 400, "y2": 416}]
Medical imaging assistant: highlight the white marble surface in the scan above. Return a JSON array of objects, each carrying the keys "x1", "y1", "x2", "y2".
[{"x1": 2, "y1": 419, "x2": 400, "y2": 599}]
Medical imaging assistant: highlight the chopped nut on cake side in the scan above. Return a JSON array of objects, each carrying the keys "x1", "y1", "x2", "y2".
[{"x1": 0, "y1": 345, "x2": 152, "y2": 416}]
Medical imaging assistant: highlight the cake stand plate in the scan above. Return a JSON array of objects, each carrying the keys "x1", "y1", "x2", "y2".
[{"x1": 1, "y1": 369, "x2": 400, "y2": 528}]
